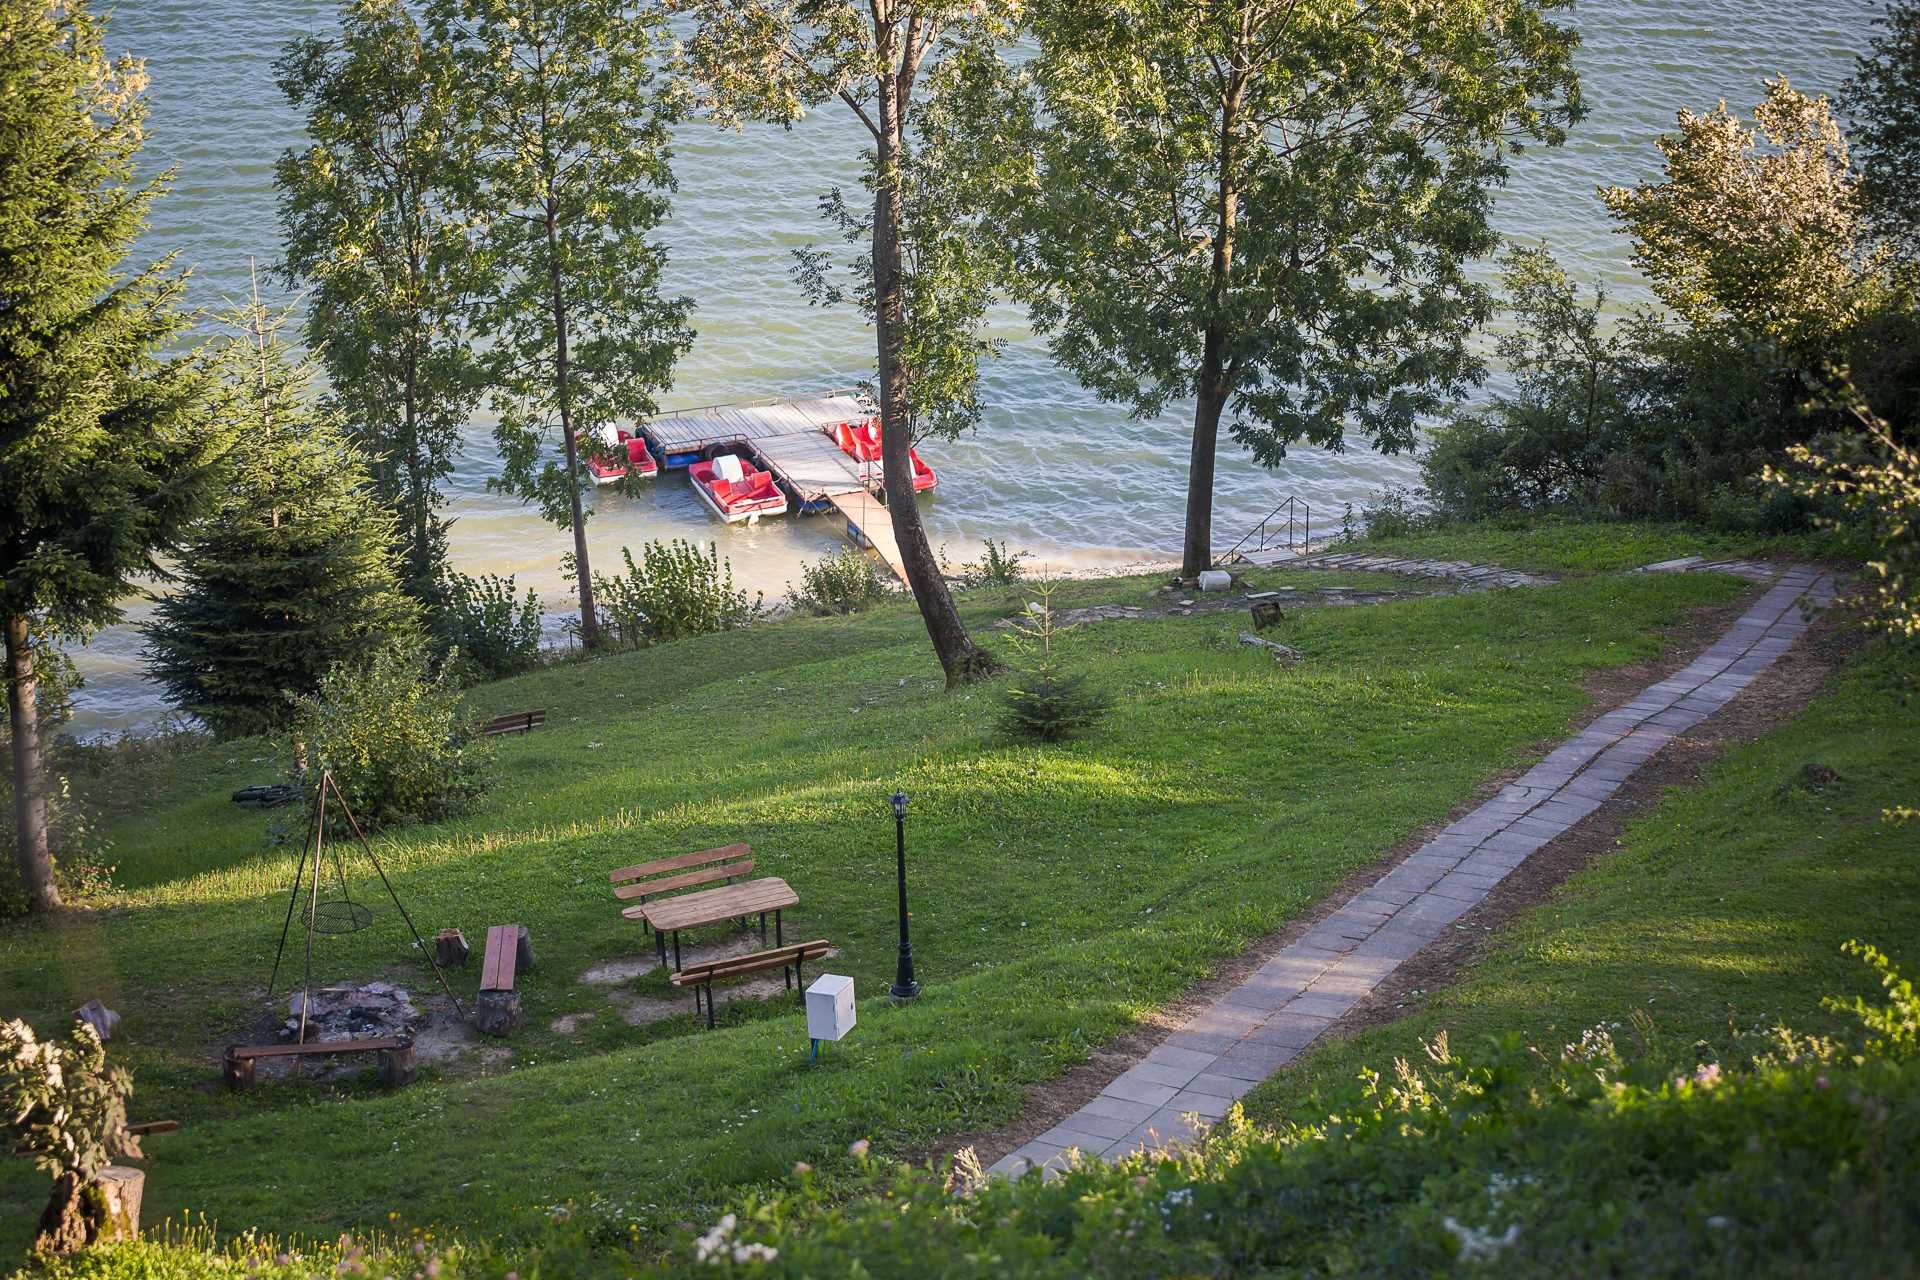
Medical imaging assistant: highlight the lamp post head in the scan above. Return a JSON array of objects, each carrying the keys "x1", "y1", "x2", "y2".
[{"x1": 890, "y1": 791, "x2": 909, "y2": 819}]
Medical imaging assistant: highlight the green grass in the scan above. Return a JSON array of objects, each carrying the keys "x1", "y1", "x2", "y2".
[
  {"x1": 0, "y1": 569, "x2": 1747, "y2": 1261},
  {"x1": 1340, "y1": 516, "x2": 1852, "y2": 574},
  {"x1": 1241, "y1": 636, "x2": 1920, "y2": 1126}
]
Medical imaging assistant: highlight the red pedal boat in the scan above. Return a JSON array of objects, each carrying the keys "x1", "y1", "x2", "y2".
[
  {"x1": 587, "y1": 425, "x2": 659, "y2": 485},
  {"x1": 830, "y1": 419, "x2": 937, "y2": 492},
  {"x1": 688, "y1": 453, "x2": 789, "y2": 523}
]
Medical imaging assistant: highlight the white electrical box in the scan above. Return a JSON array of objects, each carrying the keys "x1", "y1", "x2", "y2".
[{"x1": 805, "y1": 973, "x2": 856, "y2": 1042}]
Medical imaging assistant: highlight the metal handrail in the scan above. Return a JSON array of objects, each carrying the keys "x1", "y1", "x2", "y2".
[{"x1": 1220, "y1": 494, "x2": 1311, "y2": 562}]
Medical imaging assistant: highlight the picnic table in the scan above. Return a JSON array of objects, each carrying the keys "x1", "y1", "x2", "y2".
[{"x1": 641, "y1": 876, "x2": 798, "y2": 971}]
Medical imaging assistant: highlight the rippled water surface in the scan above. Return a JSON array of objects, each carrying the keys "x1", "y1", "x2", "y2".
[{"x1": 70, "y1": 0, "x2": 1881, "y2": 734}]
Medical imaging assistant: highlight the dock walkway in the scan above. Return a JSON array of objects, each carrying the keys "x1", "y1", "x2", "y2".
[{"x1": 636, "y1": 391, "x2": 910, "y2": 583}]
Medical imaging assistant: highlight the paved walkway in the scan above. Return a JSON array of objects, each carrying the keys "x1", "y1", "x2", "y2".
[{"x1": 989, "y1": 562, "x2": 1835, "y2": 1178}]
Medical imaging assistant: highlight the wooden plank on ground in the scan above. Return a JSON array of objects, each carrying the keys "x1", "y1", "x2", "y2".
[{"x1": 231, "y1": 1037, "x2": 407, "y2": 1059}]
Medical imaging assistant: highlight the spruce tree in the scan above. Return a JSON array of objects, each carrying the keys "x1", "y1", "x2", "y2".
[
  {"x1": 0, "y1": 0, "x2": 230, "y2": 912},
  {"x1": 144, "y1": 297, "x2": 420, "y2": 738}
]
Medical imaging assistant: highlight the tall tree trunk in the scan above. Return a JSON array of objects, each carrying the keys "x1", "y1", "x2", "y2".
[
  {"x1": 1183, "y1": 329, "x2": 1229, "y2": 577},
  {"x1": 872, "y1": 35, "x2": 995, "y2": 686},
  {"x1": 1182, "y1": 58, "x2": 1245, "y2": 579},
  {"x1": 546, "y1": 205, "x2": 600, "y2": 649},
  {"x1": 402, "y1": 337, "x2": 434, "y2": 603},
  {"x1": 5, "y1": 614, "x2": 59, "y2": 912}
]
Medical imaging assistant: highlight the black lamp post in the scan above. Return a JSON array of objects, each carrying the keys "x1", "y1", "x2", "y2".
[{"x1": 889, "y1": 791, "x2": 919, "y2": 999}]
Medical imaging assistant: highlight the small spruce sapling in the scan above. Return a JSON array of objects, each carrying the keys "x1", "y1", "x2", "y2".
[{"x1": 999, "y1": 581, "x2": 1109, "y2": 743}]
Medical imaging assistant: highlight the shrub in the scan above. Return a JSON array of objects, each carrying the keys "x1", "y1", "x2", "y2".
[
  {"x1": 999, "y1": 583, "x2": 1109, "y2": 742},
  {"x1": 646, "y1": 942, "x2": 1920, "y2": 1278},
  {"x1": 285, "y1": 641, "x2": 492, "y2": 831},
  {"x1": 434, "y1": 572, "x2": 543, "y2": 682},
  {"x1": 1768, "y1": 391, "x2": 1919, "y2": 640},
  {"x1": 1354, "y1": 484, "x2": 1434, "y2": 540},
  {"x1": 587, "y1": 540, "x2": 763, "y2": 648},
  {"x1": 788, "y1": 547, "x2": 892, "y2": 615},
  {"x1": 1, "y1": 1017, "x2": 139, "y2": 1254},
  {"x1": 947, "y1": 538, "x2": 1030, "y2": 589}
]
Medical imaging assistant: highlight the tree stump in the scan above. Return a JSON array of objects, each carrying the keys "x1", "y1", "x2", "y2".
[
  {"x1": 33, "y1": 1167, "x2": 143, "y2": 1255},
  {"x1": 92, "y1": 1167, "x2": 143, "y2": 1242},
  {"x1": 380, "y1": 1041, "x2": 417, "y2": 1087},
  {"x1": 514, "y1": 925, "x2": 536, "y2": 972},
  {"x1": 474, "y1": 989, "x2": 522, "y2": 1037},
  {"x1": 435, "y1": 928, "x2": 470, "y2": 968}
]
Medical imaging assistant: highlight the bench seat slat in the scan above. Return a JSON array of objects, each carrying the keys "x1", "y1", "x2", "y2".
[
  {"x1": 609, "y1": 842, "x2": 750, "y2": 886},
  {"x1": 668, "y1": 941, "x2": 833, "y2": 986},
  {"x1": 481, "y1": 924, "x2": 518, "y2": 991},
  {"x1": 230, "y1": 1037, "x2": 407, "y2": 1059}
]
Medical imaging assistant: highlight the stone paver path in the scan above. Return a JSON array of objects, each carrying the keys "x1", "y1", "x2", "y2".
[
  {"x1": 1240, "y1": 547, "x2": 1555, "y2": 590},
  {"x1": 989, "y1": 563, "x2": 1834, "y2": 1178}
]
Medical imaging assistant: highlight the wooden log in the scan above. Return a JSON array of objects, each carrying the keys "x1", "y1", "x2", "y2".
[
  {"x1": 473, "y1": 989, "x2": 522, "y2": 1037},
  {"x1": 435, "y1": 928, "x2": 470, "y2": 968},
  {"x1": 380, "y1": 1042, "x2": 417, "y2": 1088},
  {"x1": 222, "y1": 1048, "x2": 255, "y2": 1091},
  {"x1": 514, "y1": 924, "x2": 536, "y2": 972},
  {"x1": 1250, "y1": 601, "x2": 1287, "y2": 630},
  {"x1": 91, "y1": 1167, "x2": 143, "y2": 1243}
]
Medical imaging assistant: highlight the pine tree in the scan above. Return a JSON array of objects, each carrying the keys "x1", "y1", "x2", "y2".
[
  {"x1": 0, "y1": 0, "x2": 230, "y2": 912},
  {"x1": 144, "y1": 295, "x2": 420, "y2": 738}
]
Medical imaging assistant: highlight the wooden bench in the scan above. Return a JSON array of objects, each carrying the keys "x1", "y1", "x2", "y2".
[
  {"x1": 223, "y1": 1037, "x2": 414, "y2": 1090},
  {"x1": 474, "y1": 924, "x2": 533, "y2": 1036},
  {"x1": 609, "y1": 843, "x2": 754, "y2": 933},
  {"x1": 670, "y1": 940, "x2": 834, "y2": 1028},
  {"x1": 475, "y1": 709, "x2": 546, "y2": 737}
]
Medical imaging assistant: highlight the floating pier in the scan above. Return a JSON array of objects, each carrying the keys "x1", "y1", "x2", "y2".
[{"x1": 636, "y1": 391, "x2": 912, "y2": 584}]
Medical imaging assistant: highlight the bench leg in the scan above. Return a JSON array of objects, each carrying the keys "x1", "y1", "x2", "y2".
[
  {"x1": 655, "y1": 927, "x2": 667, "y2": 965},
  {"x1": 704, "y1": 981, "x2": 716, "y2": 1030},
  {"x1": 758, "y1": 911, "x2": 767, "y2": 944},
  {"x1": 672, "y1": 931, "x2": 682, "y2": 972}
]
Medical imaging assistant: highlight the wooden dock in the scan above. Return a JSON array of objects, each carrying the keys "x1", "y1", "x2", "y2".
[
  {"x1": 635, "y1": 390, "x2": 911, "y2": 584},
  {"x1": 827, "y1": 490, "x2": 909, "y2": 586}
]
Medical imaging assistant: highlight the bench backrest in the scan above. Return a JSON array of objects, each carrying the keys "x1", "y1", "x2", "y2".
[
  {"x1": 480, "y1": 924, "x2": 519, "y2": 991},
  {"x1": 477, "y1": 709, "x2": 546, "y2": 737},
  {"x1": 609, "y1": 843, "x2": 752, "y2": 903}
]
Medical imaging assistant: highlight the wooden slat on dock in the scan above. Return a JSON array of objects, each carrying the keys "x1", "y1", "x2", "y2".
[
  {"x1": 828, "y1": 490, "x2": 910, "y2": 586},
  {"x1": 754, "y1": 430, "x2": 869, "y2": 504},
  {"x1": 642, "y1": 393, "x2": 870, "y2": 458}
]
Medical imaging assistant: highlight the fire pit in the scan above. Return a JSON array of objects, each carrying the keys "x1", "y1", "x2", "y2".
[{"x1": 284, "y1": 982, "x2": 422, "y2": 1043}]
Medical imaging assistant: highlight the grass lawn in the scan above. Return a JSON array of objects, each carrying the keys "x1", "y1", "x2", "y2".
[
  {"x1": 1339, "y1": 516, "x2": 1852, "y2": 574},
  {"x1": 0, "y1": 567, "x2": 1748, "y2": 1262},
  {"x1": 1241, "y1": 634, "x2": 1920, "y2": 1125}
]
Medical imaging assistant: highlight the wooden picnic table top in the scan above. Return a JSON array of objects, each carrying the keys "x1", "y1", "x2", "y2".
[{"x1": 639, "y1": 876, "x2": 797, "y2": 933}]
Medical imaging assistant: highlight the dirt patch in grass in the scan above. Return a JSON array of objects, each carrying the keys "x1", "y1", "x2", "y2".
[{"x1": 942, "y1": 582, "x2": 1851, "y2": 1172}]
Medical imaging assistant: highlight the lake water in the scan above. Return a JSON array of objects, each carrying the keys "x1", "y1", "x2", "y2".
[{"x1": 67, "y1": 0, "x2": 1882, "y2": 736}]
